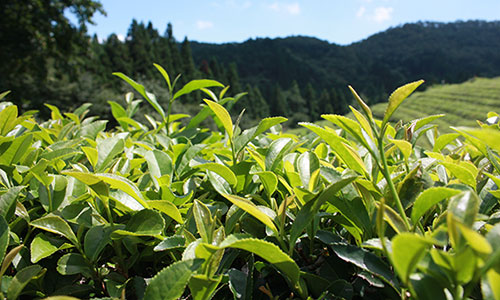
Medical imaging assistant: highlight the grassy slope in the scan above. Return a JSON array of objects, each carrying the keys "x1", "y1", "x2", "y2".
[{"x1": 370, "y1": 77, "x2": 500, "y2": 131}]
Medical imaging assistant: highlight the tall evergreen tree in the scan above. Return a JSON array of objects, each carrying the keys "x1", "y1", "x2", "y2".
[
  {"x1": 180, "y1": 37, "x2": 198, "y2": 79},
  {"x1": 271, "y1": 84, "x2": 289, "y2": 116},
  {"x1": 304, "y1": 83, "x2": 319, "y2": 121}
]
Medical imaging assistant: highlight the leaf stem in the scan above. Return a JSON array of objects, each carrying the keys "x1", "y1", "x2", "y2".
[{"x1": 378, "y1": 128, "x2": 411, "y2": 231}]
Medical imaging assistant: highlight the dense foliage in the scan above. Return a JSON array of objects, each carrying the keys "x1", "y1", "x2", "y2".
[
  {"x1": 0, "y1": 66, "x2": 500, "y2": 299},
  {"x1": 2, "y1": 1, "x2": 500, "y2": 128}
]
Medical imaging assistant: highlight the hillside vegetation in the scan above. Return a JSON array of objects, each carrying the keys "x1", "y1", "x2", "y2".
[
  {"x1": 370, "y1": 77, "x2": 500, "y2": 131},
  {"x1": 3, "y1": 2, "x2": 500, "y2": 127}
]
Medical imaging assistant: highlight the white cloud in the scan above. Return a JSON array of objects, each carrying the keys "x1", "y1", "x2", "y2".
[
  {"x1": 373, "y1": 6, "x2": 393, "y2": 22},
  {"x1": 356, "y1": 6, "x2": 366, "y2": 18},
  {"x1": 117, "y1": 34, "x2": 125, "y2": 42},
  {"x1": 269, "y1": 2, "x2": 300, "y2": 15},
  {"x1": 196, "y1": 20, "x2": 214, "y2": 30}
]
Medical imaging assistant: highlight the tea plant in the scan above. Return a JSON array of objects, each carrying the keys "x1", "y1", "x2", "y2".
[{"x1": 0, "y1": 66, "x2": 499, "y2": 300}]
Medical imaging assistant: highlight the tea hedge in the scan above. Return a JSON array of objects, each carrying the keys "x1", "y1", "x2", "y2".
[{"x1": 0, "y1": 67, "x2": 499, "y2": 299}]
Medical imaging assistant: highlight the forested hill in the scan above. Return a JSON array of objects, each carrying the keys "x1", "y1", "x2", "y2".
[
  {"x1": 2, "y1": 7, "x2": 500, "y2": 128},
  {"x1": 190, "y1": 20, "x2": 500, "y2": 108}
]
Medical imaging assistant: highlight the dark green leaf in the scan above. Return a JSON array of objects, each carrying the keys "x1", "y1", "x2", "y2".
[
  {"x1": 289, "y1": 176, "x2": 357, "y2": 250},
  {"x1": 84, "y1": 225, "x2": 113, "y2": 262},
  {"x1": 154, "y1": 235, "x2": 186, "y2": 252},
  {"x1": 57, "y1": 253, "x2": 92, "y2": 276},
  {"x1": 31, "y1": 215, "x2": 79, "y2": 246},
  {"x1": 0, "y1": 215, "x2": 8, "y2": 263},
  {"x1": 6, "y1": 265, "x2": 43, "y2": 300},
  {"x1": 143, "y1": 259, "x2": 204, "y2": 300}
]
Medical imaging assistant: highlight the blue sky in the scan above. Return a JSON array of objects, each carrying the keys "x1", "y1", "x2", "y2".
[{"x1": 83, "y1": 0, "x2": 500, "y2": 45}]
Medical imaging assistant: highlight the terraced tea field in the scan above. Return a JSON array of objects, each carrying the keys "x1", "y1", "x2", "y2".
[{"x1": 370, "y1": 77, "x2": 500, "y2": 131}]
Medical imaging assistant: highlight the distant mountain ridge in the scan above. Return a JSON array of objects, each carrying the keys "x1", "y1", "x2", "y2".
[{"x1": 190, "y1": 20, "x2": 500, "y2": 105}]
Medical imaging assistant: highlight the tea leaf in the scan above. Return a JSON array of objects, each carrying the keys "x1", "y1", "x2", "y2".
[
  {"x1": 383, "y1": 80, "x2": 424, "y2": 126},
  {"x1": 188, "y1": 274, "x2": 223, "y2": 300},
  {"x1": 296, "y1": 151, "x2": 320, "y2": 189},
  {"x1": 204, "y1": 99, "x2": 233, "y2": 139},
  {"x1": 84, "y1": 225, "x2": 113, "y2": 262},
  {"x1": 192, "y1": 163, "x2": 237, "y2": 187},
  {"x1": 265, "y1": 138, "x2": 294, "y2": 172},
  {"x1": 7, "y1": 265, "x2": 43, "y2": 300},
  {"x1": 411, "y1": 187, "x2": 461, "y2": 224},
  {"x1": 390, "y1": 233, "x2": 432, "y2": 284},
  {"x1": 255, "y1": 171, "x2": 278, "y2": 198},
  {"x1": 222, "y1": 195, "x2": 278, "y2": 234},
  {"x1": 57, "y1": 253, "x2": 92, "y2": 276},
  {"x1": 154, "y1": 235, "x2": 186, "y2": 252},
  {"x1": 30, "y1": 233, "x2": 68, "y2": 263},
  {"x1": 31, "y1": 216, "x2": 79, "y2": 246},
  {"x1": 173, "y1": 80, "x2": 223, "y2": 101},
  {"x1": 143, "y1": 259, "x2": 204, "y2": 300},
  {"x1": 147, "y1": 200, "x2": 183, "y2": 224},
  {"x1": 289, "y1": 175, "x2": 357, "y2": 250},
  {"x1": 113, "y1": 72, "x2": 166, "y2": 119},
  {"x1": 0, "y1": 215, "x2": 8, "y2": 263}
]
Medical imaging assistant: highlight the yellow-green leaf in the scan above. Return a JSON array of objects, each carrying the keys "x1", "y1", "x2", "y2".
[
  {"x1": 383, "y1": 80, "x2": 424, "y2": 126},
  {"x1": 222, "y1": 194, "x2": 277, "y2": 234},
  {"x1": 204, "y1": 99, "x2": 233, "y2": 139}
]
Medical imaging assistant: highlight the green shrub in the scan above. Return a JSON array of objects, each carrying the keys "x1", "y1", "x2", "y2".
[{"x1": 0, "y1": 68, "x2": 499, "y2": 299}]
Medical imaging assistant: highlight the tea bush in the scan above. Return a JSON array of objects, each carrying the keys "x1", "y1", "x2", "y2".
[{"x1": 0, "y1": 66, "x2": 499, "y2": 299}]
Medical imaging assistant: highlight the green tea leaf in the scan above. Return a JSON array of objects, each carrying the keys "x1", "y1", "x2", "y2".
[
  {"x1": 145, "y1": 149, "x2": 173, "y2": 188},
  {"x1": 222, "y1": 195, "x2": 278, "y2": 234},
  {"x1": 265, "y1": 138, "x2": 294, "y2": 172},
  {"x1": 147, "y1": 200, "x2": 183, "y2": 224},
  {"x1": 433, "y1": 133, "x2": 460, "y2": 152},
  {"x1": 233, "y1": 117, "x2": 288, "y2": 154},
  {"x1": 289, "y1": 175, "x2": 357, "y2": 250},
  {"x1": 383, "y1": 80, "x2": 424, "y2": 126},
  {"x1": 0, "y1": 133, "x2": 32, "y2": 165},
  {"x1": 201, "y1": 234, "x2": 301, "y2": 292},
  {"x1": 143, "y1": 259, "x2": 204, "y2": 300},
  {"x1": 0, "y1": 186, "x2": 25, "y2": 221},
  {"x1": 348, "y1": 85, "x2": 373, "y2": 121},
  {"x1": 192, "y1": 163, "x2": 237, "y2": 187},
  {"x1": 255, "y1": 171, "x2": 278, "y2": 198},
  {"x1": 57, "y1": 253, "x2": 92, "y2": 276},
  {"x1": 204, "y1": 99, "x2": 233, "y2": 139},
  {"x1": 84, "y1": 225, "x2": 113, "y2": 262},
  {"x1": 296, "y1": 151, "x2": 320, "y2": 189},
  {"x1": 154, "y1": 235, "x2": 186, "y2": 252},
  {"x1": 96, "y1": 173, "x2": 149, "y2": 209},
  {"x1": 188, "y1": 274, "x2": 222, "y2": 300},
  {"x1": 440, "y1": 162, "x2": 476, "y2": 189},
  {"x1": 96, "y1": 136, "x2": 125, "y2": 172},
  {"x1": 331, "y1": 243, "x2": 398, "y2": 289},
  {"x1": 193, "y1": 200, "x2": 213, "y2": 243},
  {"x1": 390, "y1": 233, "x2": 432, "y2": 284},
  {"x1": 124, "y1": 209, "x2": 165, "y2": 236},
  {"x1": 448, "y1": 190, "x2": 479, "y2": 227},
  {"x1": 486, "y1": 269, "x2": 500, "y2": 300},
  {"x1": 388, "y1": 138, "x2": 412, "y2": 161},
  {"x1": 0, "y1": 105, "x2": 18, "y2": 135},
  {"x1": 173, "y1": 80, "x2": 223, "y2": 101},
  {"x1": 300, "y1": 123, "x2": 367, "y2": 175},
  {"x1": 31, "y1": 215, "x2": 79, "y2": 246},
  {"x1": 7, "y1": 265, "x2": 43, "y2": 300},
  {"x1": 456, "y1": 222, "x2": 492, "y2": 256},
  {"x1": 113, "y1": 72, "x2": 166, "y2": 119},
  {"x1": 30, "y1": 233, "x2": 67, "y2": 263},
  {"x1": 0, "y1": 215, "x2": 8, "y2": 263},
  {"x1": 153, "y1": 63, "x2": 172, "y2": 91},
  {"x1": 411, "y1": 187, "x2": 461, "y2": 224}
]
